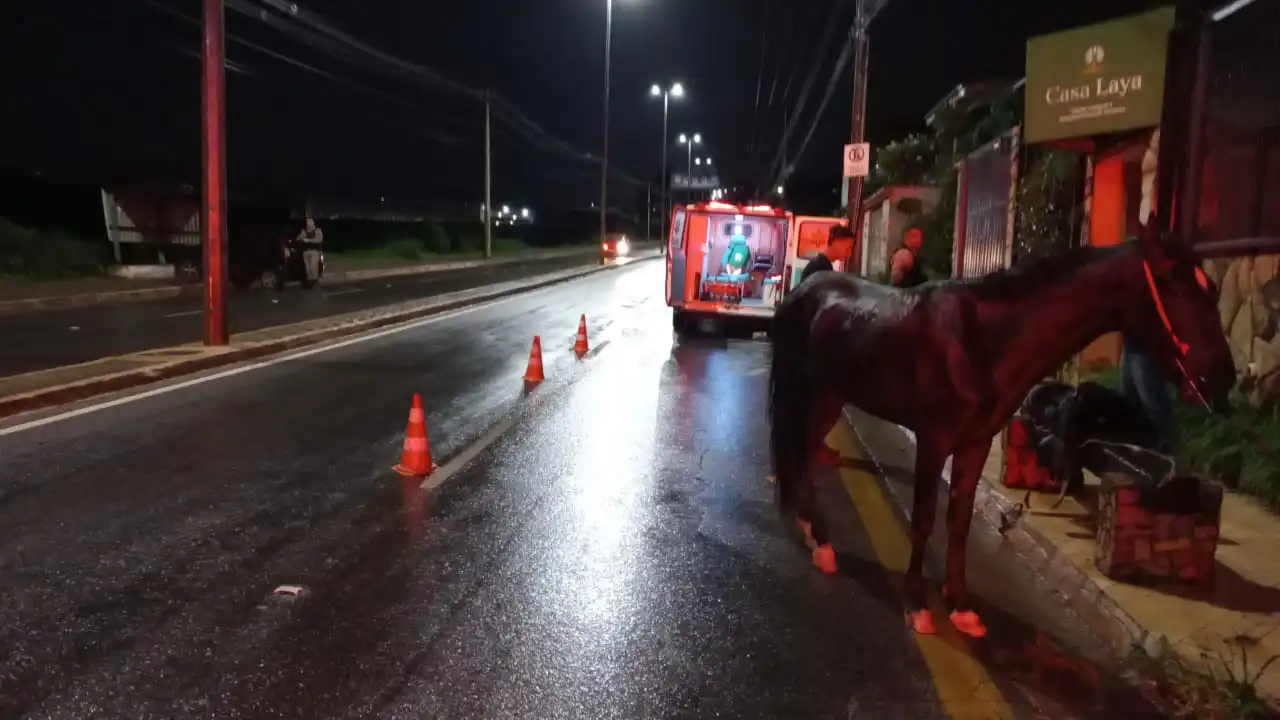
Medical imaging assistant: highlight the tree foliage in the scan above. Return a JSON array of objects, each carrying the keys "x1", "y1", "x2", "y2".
[{"x1": 1014, "y1": 150, "x2": 1083, "y2": 263}]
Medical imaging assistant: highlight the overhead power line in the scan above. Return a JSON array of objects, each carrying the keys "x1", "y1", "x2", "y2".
[
  {"x1": 759, "y1": 0, "x2": 850, "y2": 190},
  {"x1": 232, "y1": 0, "x2": 645, "y2": 186}
]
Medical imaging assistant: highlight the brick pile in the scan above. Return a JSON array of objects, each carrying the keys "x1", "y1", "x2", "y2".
[
  {"x1": 1095, "y1": 472, "x2": 1223, "y2": 584},
  {"x1": 1001, "y1": 418, "x2": 1063, "y2": 492}
]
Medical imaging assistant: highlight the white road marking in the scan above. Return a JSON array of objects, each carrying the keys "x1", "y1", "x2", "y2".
[
  {"x1": 323, "y1": 288, "x2": 365, "y2": 298},
  {"x1": 420, "y1": 416, "x2": 518, "y2": 492},
  {"x1": 0, "y1": 297, "x2": 508, "y2": 437},
  {"x1": 163, "y1": 310, "x2": 202, "y2": 318},
  {"x1": 0, "y1": 257, "x2": 657, "y2": 437}
]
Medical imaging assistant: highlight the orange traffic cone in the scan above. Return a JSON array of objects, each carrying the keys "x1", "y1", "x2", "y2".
[
  {"x1": 523, "y1": 336, "x2": 545, "y2": 384},
  {"x1": 573, "y1": 314, "x2": 590, "y2": 358},
  {"x1": 393, "y1": 393, "x2": 437, "y2": 477}
]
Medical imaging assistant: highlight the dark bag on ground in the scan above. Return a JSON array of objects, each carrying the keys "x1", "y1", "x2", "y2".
[{"x1": 1016, "y1": 381, "x2": 1193, "y2": 510}]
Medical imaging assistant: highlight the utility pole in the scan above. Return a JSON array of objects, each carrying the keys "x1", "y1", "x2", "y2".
[
  {"x1": 484, "y1": 91, "x2": 492, "y2": 259},
  {"x1": 660, "y1": 92, "x2": 670, "y2": 243},
  {"x1": 201, "y1": 0, "x2": 228, "y2": 346},
  {"x1": 600, "y1": 0, "x2": 613, "y2": 246},
  {"x1": 845, "y1": 0, "x2": 874, "y2": 234},
  {"x1": 645, "y1": 183, "x2": 652, "y2": 241}
]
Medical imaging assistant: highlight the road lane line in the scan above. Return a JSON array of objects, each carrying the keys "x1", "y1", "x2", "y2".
[
  {"x1": 0, "y1": 298, "x2": 510, "y2": 437},
  {"x1": 421, "y1": 416, "x2": 518, "y2": 492},
  {"x1": 163, "y1": 310, "x2": 202, "y2": 318},
  {"x1": 0, "y1": 258, "x2": 657, "y2": 437},
  {"x1": 827, "y1": 420, "x2": 1015, "y2": 720},
  {"x1": 323, "y1": 288, "x2": 365, "y2": 298}
]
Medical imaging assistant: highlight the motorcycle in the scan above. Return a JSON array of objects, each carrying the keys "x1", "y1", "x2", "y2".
[{"x1": 275, "y1": 238, "x2": 324, "y2": 291}]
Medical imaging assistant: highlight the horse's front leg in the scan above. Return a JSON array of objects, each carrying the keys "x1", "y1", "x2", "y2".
[
  {"x1": 905, "y1": 435, "x2": 946, "y2": 634},
  {"x1": 943, "y1": 439, "x2": 993, "y2": 638}
]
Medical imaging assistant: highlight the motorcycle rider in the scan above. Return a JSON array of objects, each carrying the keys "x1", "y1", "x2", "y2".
[{"x1": 296, "y1": 216, "x2": 324, "y2": 283}]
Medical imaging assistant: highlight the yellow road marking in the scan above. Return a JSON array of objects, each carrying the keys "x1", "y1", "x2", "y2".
[{"x1": 826, "y1": 419, "x2": 1015, "y2": 720}]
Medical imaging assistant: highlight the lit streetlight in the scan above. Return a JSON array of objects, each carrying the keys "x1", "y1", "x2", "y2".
[
  {"x1": 677, "y1": 133, "x2": 702, "y2": 191},
  {"x1": 650, "y1": 81, "x2": 684, "y2": 245}
]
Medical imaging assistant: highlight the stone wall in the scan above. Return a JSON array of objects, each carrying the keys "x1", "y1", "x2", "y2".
[{"x1": 1203, "y1": 254, "x2": 1280, "y2": 408}]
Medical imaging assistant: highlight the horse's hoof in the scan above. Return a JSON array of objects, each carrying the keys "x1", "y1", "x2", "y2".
[
  {"x1": 812, "y1": 544, "x2": 838, "y2": 574},
  {"x1": 950, "y1": 610, "x2": 988, "y2": 638},
  {"x1": 906, "y1": 609, "x2": 936, "y2": 635},
  {"x1": 817, "y1": 445, "x2": 843, "y2": 468}
]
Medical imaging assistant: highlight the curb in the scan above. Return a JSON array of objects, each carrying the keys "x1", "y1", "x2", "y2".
[
  {"x1": 967, "y1": 469, "x2": 1164, "y2": 660},
  {"x1": 842, "y1": 406, "x2": 1159, "y2": 663},
  {"x1": 0, "y1": 246, "x2": 611, "y2": 316},
  {"x1": 0, "y1": 254, "x2": 660, "y2": 421}
]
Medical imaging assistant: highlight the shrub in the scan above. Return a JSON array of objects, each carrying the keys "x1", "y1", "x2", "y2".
[
  {"x1": 0, "y1": 217, "x2": 104, "y2": 280},
  {"x1": 422, "y1": 221, "x2": 451, "y2": 254},
  {"x1": 1085, "y1": 364, "x2": 1280, "y2": 508}
]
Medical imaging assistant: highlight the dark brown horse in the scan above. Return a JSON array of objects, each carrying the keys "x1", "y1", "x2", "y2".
[{"x1": 768, "y1": 224, "x2": 1235, "y2": 638}]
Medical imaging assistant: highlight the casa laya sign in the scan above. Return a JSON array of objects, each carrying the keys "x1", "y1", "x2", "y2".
[{"x1": 1024, "y1": 7, "x2": 1176, "y2": 144}]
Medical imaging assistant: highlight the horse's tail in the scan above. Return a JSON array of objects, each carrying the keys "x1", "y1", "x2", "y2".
[{"x1": 769, "y1": 297, "x2": 812, "y2": 515}]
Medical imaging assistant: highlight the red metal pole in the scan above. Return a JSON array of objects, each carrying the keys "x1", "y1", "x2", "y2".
[{"x1": 202, "y1": 0, "x2": 229, "y2": 346}]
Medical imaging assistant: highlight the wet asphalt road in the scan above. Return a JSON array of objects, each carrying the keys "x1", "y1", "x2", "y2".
[
  {"x1": 0, "y1": 260, "x2": 1162, "y2": 718},
  {"x1": 0, "y1": 253, "x2": 601, "y2": 378}
]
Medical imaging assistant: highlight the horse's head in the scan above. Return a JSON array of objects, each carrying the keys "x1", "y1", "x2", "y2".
[{"x1": 1129, "y1": 221, "x2": 1236, "y2": 413}]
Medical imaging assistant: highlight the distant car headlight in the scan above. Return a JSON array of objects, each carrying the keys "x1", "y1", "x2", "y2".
[
  {"x1": 616, "y1": 238, "x2": 630, "y2": 255},
  {"x1": 601, "y1": 242, "x2": 609, "y2": 251}
]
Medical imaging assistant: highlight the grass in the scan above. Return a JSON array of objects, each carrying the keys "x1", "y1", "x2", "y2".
[
  {"x1": 1083, "y1": 364, "x2": 1280, "y2": 509},
  {"x1": 326, "y1": 236, "x2": 547, "y2": 271},
  {"x1": 0, "y1": 217, "x2": 105, "y2": 281},
  {"x1": 1130, "y1": 637, "x2": 1280, "y2": 719}
]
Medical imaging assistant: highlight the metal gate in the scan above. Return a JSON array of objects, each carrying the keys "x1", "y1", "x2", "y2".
[{"x1": 953, "y1": 130, "x2": 1020, "y2": 278}]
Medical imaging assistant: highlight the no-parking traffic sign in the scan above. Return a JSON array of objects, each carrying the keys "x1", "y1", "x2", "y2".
[{"x1": 843, "y1": 143, "x2": 870, "y2": 178}]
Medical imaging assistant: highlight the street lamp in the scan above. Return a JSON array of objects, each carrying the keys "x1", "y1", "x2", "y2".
[
  {"x1": 650, "y1": 81, "x2": 684, "y2": 245},
  {"x1": 599, "y1": 0, "x2": 615, "y2": 248},
  {"x1": 678, "y1": 132, "x2": 702, "y2": 185}
]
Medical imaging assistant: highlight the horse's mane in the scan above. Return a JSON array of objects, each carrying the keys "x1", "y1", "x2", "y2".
[{"x1": 955, "y1": 243, "x2": 1131, "y2": 301}]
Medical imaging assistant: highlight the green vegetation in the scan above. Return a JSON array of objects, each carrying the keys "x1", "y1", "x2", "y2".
[
  {"x1": 0, "y1": 217, "x2": 105, "y2": 281},
  {"x1": 330, "y1": 234, "x2": 530, "y2": 268},
  {"x1": 1130, "y1": 637, "x2": 1279, "y2": 720},
  {"x1": 861, "y1": 87, "x2": 1024, "y2": 280},
  {"x1": 1085, "y1": 365, "x2": 1280, "y2": 509}
]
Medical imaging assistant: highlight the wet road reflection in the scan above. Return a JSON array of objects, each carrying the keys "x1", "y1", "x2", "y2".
[{"x1": 0, "y1": 260, "x2": 1167, "y2": 718}]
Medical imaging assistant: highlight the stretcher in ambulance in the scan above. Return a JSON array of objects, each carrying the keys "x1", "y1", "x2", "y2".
[{"x1": 665, "y1": 200, "x2": 793, "y2": 333}]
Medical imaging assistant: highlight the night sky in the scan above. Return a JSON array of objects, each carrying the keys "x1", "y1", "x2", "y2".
[{"x1": 3, "y1": 0, "x2": 1176, "y2": 211}]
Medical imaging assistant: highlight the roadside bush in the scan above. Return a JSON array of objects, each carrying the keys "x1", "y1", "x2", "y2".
[
  {"x1": 422, "y1": 221, "x2": 451, "y2": 254},
  {"x1": 0, "y1": 217, "x2": 104, "y2": 280},
  {"x1": 383, "y1": 237, "x2": 428, "y2": 261},
  {"x1": 1086, "y1": 365, "x2": 1280, "y2": 508}
]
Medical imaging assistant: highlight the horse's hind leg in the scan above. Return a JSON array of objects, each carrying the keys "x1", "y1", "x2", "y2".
[
  {"x1": 798, "y1": 394, "x2": 844, "y2": 574},
  {"x1": 905, "y1": 436, "x2": 946, "y2": 635},
  {"x1": 799, "y1": 480, "x2": 838, "y2": 575}
]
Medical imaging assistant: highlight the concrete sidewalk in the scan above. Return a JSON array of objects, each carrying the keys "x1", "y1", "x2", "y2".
[
  {"x1": 848, "y1": 406, "x2": 1280, "y2": 704},
  {"x1": 0, "y1": 244, "x2": 618, "y2": 315}
]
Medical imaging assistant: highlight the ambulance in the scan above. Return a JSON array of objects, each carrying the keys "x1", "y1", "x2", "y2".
[{"x1": 665, "y1": 200, "x2": 847, "y2": 334}]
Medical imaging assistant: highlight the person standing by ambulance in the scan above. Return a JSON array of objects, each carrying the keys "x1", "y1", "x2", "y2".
[{"x1": 889, "y1": 225, "x2": 927, "y2": 288}]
